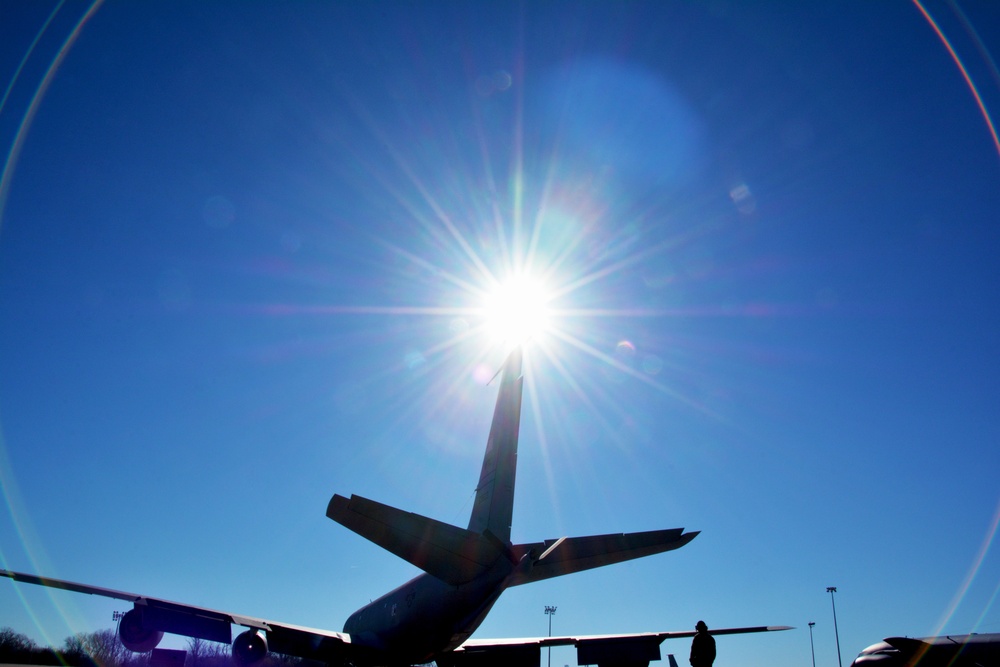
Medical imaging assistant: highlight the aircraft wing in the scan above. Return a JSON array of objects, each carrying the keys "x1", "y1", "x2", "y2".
[
  {"x1": 0, "y1": 569, "x2": 356, "y2": 663},
  {"x1": 445, "y1": 626, "x2": 793, "y2": 667}
]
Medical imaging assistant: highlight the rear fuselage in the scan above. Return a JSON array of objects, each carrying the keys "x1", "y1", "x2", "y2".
[{"x1": 343, "y1": 553, "x2": 521, "y2": 665}]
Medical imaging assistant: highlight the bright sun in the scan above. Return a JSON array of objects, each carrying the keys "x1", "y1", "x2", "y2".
[{"x1": 482, "y1": 275, "x2": 553, "y2": 345}]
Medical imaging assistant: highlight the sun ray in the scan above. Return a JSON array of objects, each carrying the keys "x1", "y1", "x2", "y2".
[
  {"x1": 549, "y1": 226, "x2": 706, "y2": 302},
  {"x1": 340, "y1": 91, "x2": 500, "y2": 289},
  {"x1": 546, "y1": 327, "x2": 718, "y2": 418},
  {"x1": 376, "y1": 238, "x2": 494, "y2": 301}
]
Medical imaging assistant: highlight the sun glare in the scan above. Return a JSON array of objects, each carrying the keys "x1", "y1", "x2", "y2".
[{"x1": 482, "y1": 275, "x2": 553, "y2": 345}]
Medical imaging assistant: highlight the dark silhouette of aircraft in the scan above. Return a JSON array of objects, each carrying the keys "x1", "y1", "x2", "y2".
[
  {"x1": 2, "y1": 347, "x2": 790, "y2": 667},
  {"x1": 851, "y1": 633, "x2": 1000, "y2": 667}
]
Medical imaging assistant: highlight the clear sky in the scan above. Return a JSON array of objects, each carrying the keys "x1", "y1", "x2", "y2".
[{"x1": 1, "y1": 2, "x2": 999, "y2": 667}]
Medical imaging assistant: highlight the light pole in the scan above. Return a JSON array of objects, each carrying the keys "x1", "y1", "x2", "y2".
[
  {"x1": 545, "y1": 606, "x2": 557, "y2": 667},
  {"x1": 808, "y1": 622, "x2": 816, "y2": 667},
  {"x1": 113, "y1": 609, "x2": 128, "y2": 657},
  {"x1": 827, "y1": 587, "x2": 842, "y2": 667},
  {"x1": 113, "y1": 611, "x2": 127, "y2": 639}
]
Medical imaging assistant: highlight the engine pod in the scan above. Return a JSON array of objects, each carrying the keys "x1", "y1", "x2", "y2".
[
  {"x1": 233, "y1": 630, "x2": 268, "y2": 667},
  {"x1": 119, "y1": 609, "x2": 164, "y2": 653}
]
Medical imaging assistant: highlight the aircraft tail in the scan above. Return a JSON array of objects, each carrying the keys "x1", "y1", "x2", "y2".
[
  {"x1": 327, "y1": 348, "x2": 700, "y2": 588},
  {"x1": 466, "y1": 348, "x2": 523, "y2": 543},
  {"x1": 325, "y1": 350, "x2": 524, "y2": 584}
]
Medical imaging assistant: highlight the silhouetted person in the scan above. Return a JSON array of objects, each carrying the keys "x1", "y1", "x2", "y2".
[{"x1": 690, "y1": 620, "x2": 716, "y2": 667}]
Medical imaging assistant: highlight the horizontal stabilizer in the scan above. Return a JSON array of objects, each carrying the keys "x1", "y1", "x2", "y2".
[
  {"x1": 327, "y1": 494, "x2": 504, "y2": 585},
  {"x1": 506, "y1": 528, "x2": 699, "y2": 586}
]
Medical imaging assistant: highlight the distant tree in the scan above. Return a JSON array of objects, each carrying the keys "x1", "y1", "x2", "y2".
[
  {"x1": 0, "y1": 626, "x2": 61, "y2": 665},
  {"x1": 68, "y1": 629, "x2": 132, "y2": 667},
  {"x1": 261, "y1": 653, "x2": 303, "y2": 667},
  {"x1": 61, "y1": 634, "x2": 98, "y2": 667},
  {"x1": 1, "y1": 627, "x2": 309, "y2": 667},
  {"x1": 0, "y1": 626, "x2": 41, "y2": 663},
  {"x1": 184, "y1": 636, "x2": 311, "y2": 667},
  {"x1": 0, "y1": 626, "x2": 38, "y2": 654},
  {"x1": 0, "y1": 626, "x2": 147, "y2": 667},
  {"x1": 187, "y1": 636, "x2": 231, "y2": 667}
]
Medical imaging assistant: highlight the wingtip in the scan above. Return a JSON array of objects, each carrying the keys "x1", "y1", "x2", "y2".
[{"x1": 326, "y1": 494, "x2": 351, "y2": 520}]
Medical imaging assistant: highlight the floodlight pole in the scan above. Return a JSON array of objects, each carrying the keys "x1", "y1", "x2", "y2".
[
  {"x1": 545, "y1": 606, "x2": 557, "y2": 667},
  {"x1": 827, "y1": 587, "x2": 842, "y2": 667},
  {"x1": 113, "y1": 610, "x2": 126, "y2": 639},
  {"x1": 808, "y1": 622, "x2": 816, "y2": 667}
]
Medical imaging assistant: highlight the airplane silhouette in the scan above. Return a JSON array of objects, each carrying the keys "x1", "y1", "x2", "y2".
[
  {"x1": 851, "y1": 633, "x2": 1000, "y2": 667},
  {"x1": 2, "y1": 347, "x2": 790, "y2": 667}
]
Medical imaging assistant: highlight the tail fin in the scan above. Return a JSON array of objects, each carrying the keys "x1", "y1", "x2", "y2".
[{"x1": 466, "y1": 347, "x2": 523, "y2": 543}]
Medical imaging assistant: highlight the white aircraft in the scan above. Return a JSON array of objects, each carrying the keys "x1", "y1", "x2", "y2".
[
  {"x1": 851, "y1": 633, "x2": 1000, "y2": 667},
  {"x1": 2, "y1": 347, "x2": 790, "y2": 667}
]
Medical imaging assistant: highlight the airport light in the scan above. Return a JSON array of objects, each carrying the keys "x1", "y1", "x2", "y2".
[
  {"x1": 113, "y1": 610, "x2": 127, "y2": 638},
  {"x1": 545, "y1": 606, "x2": 557, "y2": 667},
  {"x1": 808, "y1": 622, "x2": 816, "y2": 667},
  {"x1": 827, "y1": 587, "x2": 842, "y2": 667}
]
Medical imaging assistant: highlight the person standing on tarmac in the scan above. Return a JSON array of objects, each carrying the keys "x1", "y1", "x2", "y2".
[{"x1": 690, "y1": 620, "x2": 716, "y2": 667}]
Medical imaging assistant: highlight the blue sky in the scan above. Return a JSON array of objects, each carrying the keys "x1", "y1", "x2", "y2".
[{"x1": 1, "y1": 2, "x2": 999, "y2": 667}]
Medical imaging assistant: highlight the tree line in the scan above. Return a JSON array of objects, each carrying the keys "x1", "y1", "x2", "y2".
[{"x1": 0, "y1": 627, "x2": 297, "y2": 667}]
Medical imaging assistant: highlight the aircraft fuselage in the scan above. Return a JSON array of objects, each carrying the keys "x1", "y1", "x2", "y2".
[
  {"x1": 851, "y1": 634, "x2": 1000, "y2": 667},
  {"x1": 343, "y1": 552, "x2": 522, "y2": 664}
]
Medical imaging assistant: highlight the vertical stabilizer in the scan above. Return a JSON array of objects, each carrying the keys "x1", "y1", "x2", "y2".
[{"x1": 467, "y1": 347, "x2": 523, "y2": 542}]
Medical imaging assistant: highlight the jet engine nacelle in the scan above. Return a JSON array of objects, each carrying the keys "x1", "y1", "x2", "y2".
[
  {"x1": 233, "y1": 630, "x2": 269, "y2": 667},
  {"x1": 118, "y1": 609, "x2": 164, "y2": 653}
]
